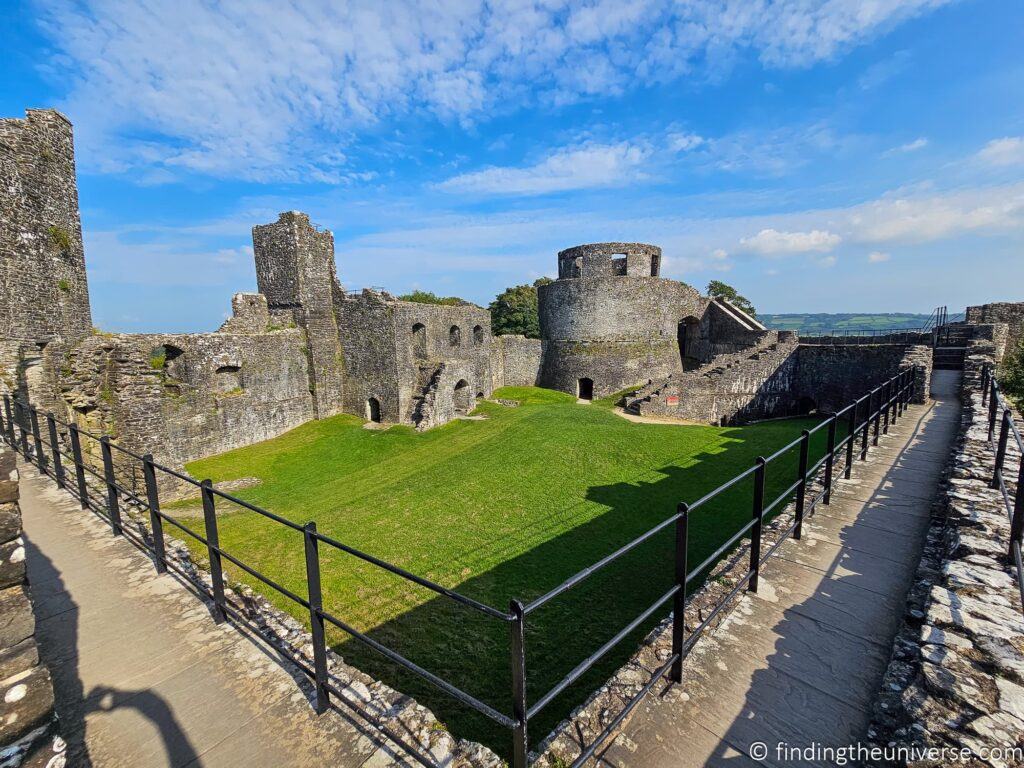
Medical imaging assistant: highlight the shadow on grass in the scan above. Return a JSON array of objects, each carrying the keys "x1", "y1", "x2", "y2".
[{"x1": 333, "y1": 419, "x2": 834, "y2": 760}]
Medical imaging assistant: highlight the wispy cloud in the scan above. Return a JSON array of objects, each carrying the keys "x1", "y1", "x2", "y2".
[
  {"x1": 436, "y1": 142, "x2": 650, "y2": 195},
  {"x1": 37, "y1": 0, "x2": 955, "y2": 181},
  {"x1": 885, "y1": 137, "x2": 928, "y2": 155},
  {"x1": 740, "y1": 228, "x2": 842, "y2": 255},
  {"x1": 977, "y1": 137, "x2": 1024, "y2": 167},
  {"x1": 867, "y1": 251, "x2": 891, "y2": 263}
]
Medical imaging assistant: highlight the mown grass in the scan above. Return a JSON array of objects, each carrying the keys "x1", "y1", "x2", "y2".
[{"x1": 178, "y1": 387, "x2": 834, "y2": 757}]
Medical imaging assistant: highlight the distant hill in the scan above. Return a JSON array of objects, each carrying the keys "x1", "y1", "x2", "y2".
[{"x1": 759, "y1": 313, "x2": 933, "y2": 334}]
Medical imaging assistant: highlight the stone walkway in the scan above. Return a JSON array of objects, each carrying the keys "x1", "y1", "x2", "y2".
[
  {"x1": 18, "y1": 466, "x2": 427, "y2": 767},
  {"x1": 602, "y1": 371, "x2": 962, "y2": 767}
]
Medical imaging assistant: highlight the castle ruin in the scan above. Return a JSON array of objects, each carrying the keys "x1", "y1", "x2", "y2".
[{"x1": 5, "y1": 109, "x2": 1024, "y2": 487}]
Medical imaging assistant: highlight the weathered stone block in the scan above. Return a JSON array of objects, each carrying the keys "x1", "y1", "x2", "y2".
[
  {"x1": 0, "y1": 638, "x2": 38, "y2": 682},
  {"x1": 0, "y1": 540, "x2": 25, "y2": 590},
  {"x1": 0, "y1": 666, "x2": 55, "y2": 744},
  {"x1": 0, "y1": 587, "x2": 33, "y2": 649},
  {"x1": 0, "y1": 503, "x2": 20, "y2": 546},
  {"x1": 0, "y1": 451, "x2": 17, "y2": 506}
]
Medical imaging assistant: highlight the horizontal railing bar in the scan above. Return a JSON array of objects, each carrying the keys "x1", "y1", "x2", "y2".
[
  {"x1": 208, "y1": 486, "x2": 306, "y2": 532},
  {"x1": 763, "y1": 478, "x2": 802, "y2": 517},
  {"x1": 313, "y1": 531, "x2": 508, "y2": 621},
  {"x1": 523, "y1": 512, "x2": 682, "y2": 615},
  {"x1": 687, "y1": 518, "x2": 757, "y2": 582},
  {"x1": 682, "y1": 568, "x2": 756, "y2": 655},
  {"x1": 687, "y1": 464, "x2": 759, "y2": 513},
  {"x1": 758, "y1": 518, "x2": 800, "y2": 565},
  {"x1": 570, "y1": 653, "x2": 678, "y2": 768},
  {"x1": 154, "y1": 510, "x2": 209, "y2": 546},
  {"x1": 150, "y1": 460, "x2": 202, "y2": 486},
  {"x1": 764, "y1": 435, "x2": 803, "y2": 464},
  {"x1": 317, "y1": 607, "x2": 515, "y2": 728},
  {"x1": 215, "y1": 547, "x2": 311, "y2": 609},
  {"x1": 527, "y1": 584, "x2": 680, "y2": 719}
]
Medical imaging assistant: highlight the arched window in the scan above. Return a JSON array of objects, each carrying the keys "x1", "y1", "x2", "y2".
[
  {"x1": 577, "y1": 377, "x2": 594, "y2": 401},
  {"x1": 449, "y1": 325, "x2": 461, "y2": 347},
  {"x1": 366, "y1": 397, "x2": 382, "y2": 423},
  {"x1": 473, "y1": 325, "x2": 484, "y2": 345},
  {"x1": 412, "y1": 323, "x2": 427, "y2": 358},
  {"x1": 453, "y1": 379, "x2": 473, "y2": 413}
]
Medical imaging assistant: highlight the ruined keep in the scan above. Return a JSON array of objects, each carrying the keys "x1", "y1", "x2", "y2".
[{"x1": 0, "y1": 109, "x2": 942, "y2": 485}]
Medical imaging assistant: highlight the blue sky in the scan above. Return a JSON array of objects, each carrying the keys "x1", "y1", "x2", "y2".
[{"x1": 2, "y1": 0, "x2": 1023, "y2": 333}]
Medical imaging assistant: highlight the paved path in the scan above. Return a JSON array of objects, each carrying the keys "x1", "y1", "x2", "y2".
[
  {"x1": 603, "y1": 370, "x2": 962, "y2": 767},
  {"x1": 19, "y1": 466, "x2": 420, "y2": 767}
]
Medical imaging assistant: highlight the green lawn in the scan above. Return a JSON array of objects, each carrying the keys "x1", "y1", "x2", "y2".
[{"x1": 178, "y1": 387, "x2": 833, "y2": 757}]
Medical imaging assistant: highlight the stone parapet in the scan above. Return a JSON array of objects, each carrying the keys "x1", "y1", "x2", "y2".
[
  {"x1": 867, "y1": 346, "x2": 1024, "y2": 766},
  {"x1": 0, "y1": 449, "x2": 65, "y2": 767}
]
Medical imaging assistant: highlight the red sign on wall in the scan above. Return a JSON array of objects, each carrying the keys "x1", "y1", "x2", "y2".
[{"x1": 666, "y1": 395, "x2": 679, "y2": 406}]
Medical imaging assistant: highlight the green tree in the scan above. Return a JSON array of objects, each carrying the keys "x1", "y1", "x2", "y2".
[
  {"x1": 706, "y1": 280, "x2": 757, "y2": 318},
  {"x1": 1001, "y1": 337, "x2": 1024, "y2": 407},
  {"x1": 489, "y1": 277, "x2": 554, "y2": 338},
  {"x1": 398, "y1": 290, "x2": 463, "y2": 306}
]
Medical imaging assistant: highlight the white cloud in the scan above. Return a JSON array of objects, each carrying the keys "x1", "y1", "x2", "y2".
[
  {"x1": 817, "y1": 255, "x2": 837, "y2": 267},
  {"x1": 740, "y1": 228, "x2": 842, "y2": 255},
  {"x1": 867, "y1": 251, "x2": 891, "y2": 262},
  {"x1": 668, "y1": 132, "x2": 705, "y2": 153},
  {"x1": 436, "y1": 142, "x2": 650, "y2": 195},
  {"x1": 38, "y1": 0, "x2": 955, "y2": 181},
  {"x1": 977, "y1": 137, "x2": 1024, "y2": 167},
  {"x1": 885, "y1": 137, "x2": 928, "y2": 155}
]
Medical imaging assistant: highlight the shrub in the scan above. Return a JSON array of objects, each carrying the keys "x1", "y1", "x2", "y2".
[
  {"x1": 48, "y1": 225, "x2": 71, "y2": 253},
  {"x1": 57, "y1": 278, "x2": 71, "y2": 293},
  {"x1": 1000, "y1": 337, "x2": 1024, "y2": 407},
  {"x1": 398, "y1": 290, "x2": 464, "y2": 306}
]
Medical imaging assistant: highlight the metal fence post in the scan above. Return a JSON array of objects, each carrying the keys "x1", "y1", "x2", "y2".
[
  {"x1": 3, "y1": 397, "x2": 13, "y2": 445},
  {"x1": 1008, "y1": 462, "x2": 1024, "y2": 562},
  {"x1": 142, "y1": 454, "x2": 166, "y2": 574},
  {"x1": 29, "y1": 408, "x2": 45, "y2": 470},
  {"x1": 303, "y1": 522, "x2": 331, "y2": 714},
  {"x1": 890, "y1": 374, "x2": 900, "y2": 423},
  {"x1": 845, "y1": 402, "x2": 857, "y2": 479},
  {"x1": 509, "y1": 599, "x2": 528, "y2": 768},
  {"x1": 872, "y1": 388, "x2": 882, "y2": 446},
  {"x1": 45, "y1": 414, "x2": 65, "y2": 488},
  {"x1": 201, "y1": 480, "x2": 227, "y2": 623},
  {"x1": 861, "y1": 394, "x2": 871, "y2": 461},
  {"x1": 15, "y1": 402, "x2": 29, "y2": 456},
  {"x1": 69, "y1": 424, "x2": 88, "y2": 509},
  {"x1": 749, "y1": 457, "x2": 766, "y2": 593},
  {"x1": 794, "y1": 431, "x2": 810, "y2": 539},
  {"x1": 989, "y1": 382, "x2": 1000, "y2": 442},
  {"x1": 100, "y1": 436, "x2": 122, "y2": 535},
  {"x1": 993, "y1": 410, "x2": 1012, "y2": 489},
  {"x1": 824, "y1": 416, "x2": 837, "y2": 505},
  {"x1": 982, "y1": 366, "x2": 990, "y2": 406},
  {"x1": 670, "y1": 503, "x2": 689, "y2": 683},
  {"x1": 882, "y1": 381, "x2": 891, "y2": 435}
]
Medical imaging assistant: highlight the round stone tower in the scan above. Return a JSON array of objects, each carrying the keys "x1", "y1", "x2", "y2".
[{"x1": 538, "y1": 243, "x2": 708, "y2": 399}]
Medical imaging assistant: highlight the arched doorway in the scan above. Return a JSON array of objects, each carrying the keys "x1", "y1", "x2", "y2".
[
  {"x1": 366, "y1": 397, "x2": 382, "y2": 423},
  {"x1": 473, "y1": 325, "x2": 484, "y2": 345},
  {"x1": 449, "y1": 325, "x2": 462, "y2": 347},
  {"x1": 453, "y1": 379, "x2": 473, "y2": 414},
  {"x1": 578, "y1": 377, "x2": 594, "y2": 401},
  {"x1": 677, "y1": 316, "x2": 700, "y2": 367},
  {"x1": 796, "y1": 396, "x2": 816, "y2": 416},
  {"x1": 412, "y1": 324, "x2": 427, "y2": 359}
]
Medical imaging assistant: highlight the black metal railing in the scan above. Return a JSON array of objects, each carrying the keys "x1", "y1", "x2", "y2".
[
  {"x1": 980, "y1": 366, "x2": 1024, "y2": 612},
  {"x1": 0, "y1": 365, "x2": 919, "y2": 767}
]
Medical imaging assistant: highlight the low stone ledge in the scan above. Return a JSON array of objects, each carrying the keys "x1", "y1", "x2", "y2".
[
  {"x1": 0, "y1": 449, "x2": 65, "y2": 768},
  {"x1": 866, "y1": 350, "x2": 1024, "y2": 767}
]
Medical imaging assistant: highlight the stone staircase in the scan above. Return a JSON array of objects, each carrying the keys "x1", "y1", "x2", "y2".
[
  {"x1": 625, "y1": 332, "x2": 787, "y2": 416},
  {"x1": 409, "y1": 363, "x2": 445, "y2": 429},
  {"x1": 933, "y1": 323, "x2": 973, "y2": 371}
]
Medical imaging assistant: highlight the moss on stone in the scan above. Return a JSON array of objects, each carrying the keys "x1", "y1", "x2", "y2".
[{"x1": 47, "y1": 225, "x2": 71, "y2": 253}]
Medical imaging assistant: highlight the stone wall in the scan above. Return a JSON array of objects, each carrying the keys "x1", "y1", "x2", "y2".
[
  {"x1": 0, "y1": 449, "x2": 66, "y2": 767},
  {"x1": 967, "y1": 302, "x2": 1024, "y2": 363},
  {"x1": 490, "y1": 335, "x2": 542, "y2": 389},
  {"x1": 0, "y1": 110, "x2": 92, "y2": 405},
  {"x1": 795, "y1": 343, "x2": 932, "y2": 412},
  {"x1": 867, "y1": 336, "x2": 1024, "y2": 765}
]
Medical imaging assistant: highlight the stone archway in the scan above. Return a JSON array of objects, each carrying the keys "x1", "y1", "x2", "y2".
[
  {"x1": 453, "y1": 379, "x2": 473, "y2": 414},
  {"x1": 366, "y1": 397, "x2": 382, "y2": 423},
  {"x1": 677, "y1": 316, "x2": 701, "y2": 367},
  {"x1": 577, "y1": 377, "x2": 594, "y2": 401}
]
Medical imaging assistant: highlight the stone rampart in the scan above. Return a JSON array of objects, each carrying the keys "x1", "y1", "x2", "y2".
[
  {"x1": 490, "y1": 335, "x2": 542, "y2": 389},
  {"x1": 0, "y1": 449, "x2": 66, "y2": 767},
  {"x1": 967, "y1": 301, "x2": 1024, "y2": 363}
]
